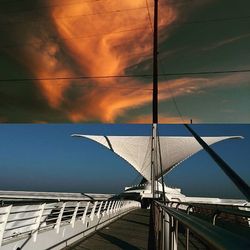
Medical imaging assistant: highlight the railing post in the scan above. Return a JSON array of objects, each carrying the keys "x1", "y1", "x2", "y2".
[
  {"x1": 186, "y1": 228, "x2": 189, "y2": 250},
  {"x1": 82, "y1": 201, "x2": 90, "y2": 225},
  {"x1": 117, "y1": 201, "x2": 121, "y2": 212},
  {"x1": 55, "y1": 202, "x2": 66, "y2": 234},
  {"x1": 186, "y1": 205, "x2": 192, "y2": 250},
  {"x1": 0, "y1": 205, "x2": 12, "y2": 247},
  {"x1": 169, "y1": 215, "x2": 177, "y2": 250},
  {"x1": 160, "y1": 208, "x2": 164, "y2": 250},
  {"x1": 118, "y1": 201, "x2": 122, "y2": 211},
  {"x1": 163, "y1": 211, "x2": 171, "y2": 250},
  {"x1": 90, "y1": 201, "x2": 98, "y2": 221},
  {"x1": 33, "y1": 203, "x2": 45, "y2": 242},
  {"x1": 103, "y1": 200, "x2": 108, "y2": 213},
  {"x1": 97, "y1": 201, "x2": 103, "y2": 218},
  {"x1": 112, "y1": 201, "x2": 116, "y2": 213},
  {"x1": 110, "y1": 201, "x2": 115, "y2": 214},
  {"x1": 70, "y1": 202, "x2": 80, "y2": 228},
  {"x1": 118, "y1": 201, "x2": 121, "y2": 212},
  {"x1": 175, "y1": 219, "x2": 179, "y2": 249},
  {"x1": 170, "y1": 216, "x2": 177, "y2": 250},
  {"x1": 212, "y1": 211, "x2": 220, "y2": 226},
  {"x1": 113, "y1": 201, "x2": 117, "y2": 213},
  {"x1": 170, "y1": 216, "x2": 174, "y2": 250},
  {"x1": 115, "y1": 201, "x2": 119, "y2": 213},
  {"x1": 106, "y1": 201, "x2": 112, "y2": 215}
]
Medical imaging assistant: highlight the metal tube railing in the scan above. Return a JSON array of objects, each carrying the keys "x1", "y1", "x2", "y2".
[
  {"x1": 153, "y1": 201, "x2": 250, "y2": 250},
  {"x1": 0, "y1": 199, "x2": 140, "y2": 248}
]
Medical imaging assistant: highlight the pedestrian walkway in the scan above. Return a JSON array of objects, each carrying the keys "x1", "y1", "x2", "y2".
[{"x1": 65, "y1": 209, "x2": 150, "y2": 250}]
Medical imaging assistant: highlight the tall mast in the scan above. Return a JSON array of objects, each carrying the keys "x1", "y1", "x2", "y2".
[
  {"x1": 153, "y1": 0, "x2": 158, "y2": 124},
  {"x1": 151, "y1": 0, "x2": 159, "y2": 198}
]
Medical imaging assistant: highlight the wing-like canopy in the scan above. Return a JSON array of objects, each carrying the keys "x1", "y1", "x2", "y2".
[{"x1": 72, "y1": 134, "x2": 242, "y2": 182}]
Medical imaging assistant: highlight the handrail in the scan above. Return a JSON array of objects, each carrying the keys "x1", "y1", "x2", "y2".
[
  {"x1": 153, "y1": 201, "x2": 250, "y2": 250},
  {"x1": 166, "y1": 201, "x2": 250, "y2": 219},
  {"x1": 0, "y1": 199, "x2": 140, "y2": 248},
  {"x1": 167, "y1": 200, "x2": 250, "y2": 208}
]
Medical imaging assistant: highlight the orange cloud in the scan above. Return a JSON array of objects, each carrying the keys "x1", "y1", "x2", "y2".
[
  {"x1": 51, "y1": 0, "x2": 176, "y2": 77},
  {"x1": 48, "y1": 0, "x2": 177, "y2": 121},
  {"x1": 128, "y1": 114, "x2": 195, "y2": 124},
  {"x1": 5, "y1": 0, "x2": 247, "y2": 123},
  {"x1": 65, "y1": 72, "x2": 249, "y2": 123},
  {"x1": 6, "y1": 0, "x2": 176, "y2": 121},
  {"x1": 13, "y1": 36, "x2": 74, "y2": 108},
  {"x1": 66, "y1": 78, "x2": 152, "y2": 122}
]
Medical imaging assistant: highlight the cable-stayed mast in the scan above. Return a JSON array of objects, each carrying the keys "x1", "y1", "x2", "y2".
[
  {"x1": 151, "y1": 0, "x2": 159, "y2": 198},
  {"x1": 153, "y1": 0, "x2": 158, "y2": 124}
]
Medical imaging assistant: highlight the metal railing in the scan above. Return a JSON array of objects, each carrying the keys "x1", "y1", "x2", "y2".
[
  {"x1": 152, "y1": 200, "x2": 250, "y2": 250},
  {"x1": 0, "y1": 199, "x2": 140, "y2": 249}
]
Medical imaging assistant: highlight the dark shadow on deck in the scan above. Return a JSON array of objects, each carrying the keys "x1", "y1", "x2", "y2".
[
  {"x1": 96, "y1": 232, "x2": 140, "y2": 250},
  {"x1": 121, "y1": 218, "x2": 149, "y2": 227},
  {"x1": 65, "y1": 209, "x2": 150, "y2": 250}
]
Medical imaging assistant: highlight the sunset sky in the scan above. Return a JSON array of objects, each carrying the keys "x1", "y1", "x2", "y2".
[{"x1": 0, "y1": 0, "x2": 250, "y2": 123}]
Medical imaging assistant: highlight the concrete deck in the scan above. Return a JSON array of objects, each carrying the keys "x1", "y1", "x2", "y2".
[{"x1": 65, "y1": 209, "x2": 150, "y2": 250}]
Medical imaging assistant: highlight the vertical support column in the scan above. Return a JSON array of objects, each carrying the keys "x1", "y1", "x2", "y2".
[
  {"x1": 153, "y1": 0, "x2": 158, "y2": 124},
  {"x1": 0, "y1": 205, "x2": 12, "y2": 247},
  {"x1": 55, "y1": 202, "x2": 66, "y2": 234},
  {"x1": 82, "y1": 201, "x2": 90, "y2": 225},
  {"x1": 33, "y1": 203, "x2": 45, "y2": 242},
  {"x1": 70, "y1": 202, "x2": 80, "y2": 228},
  {"x1": 90, "y1": 201, "x2": 98, "y2": 221},
  {"x1": 152, "y1": 0, "x2": 159, "y2": 201}
]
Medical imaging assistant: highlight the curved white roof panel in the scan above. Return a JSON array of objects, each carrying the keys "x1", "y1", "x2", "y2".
[{"x1": 72, "y1": 134, "x2": 242, "y2": 182}]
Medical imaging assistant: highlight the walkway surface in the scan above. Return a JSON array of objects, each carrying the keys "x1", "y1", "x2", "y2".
[{"x1": 66, "y1": 209, "x2": 150, "y2": 250}]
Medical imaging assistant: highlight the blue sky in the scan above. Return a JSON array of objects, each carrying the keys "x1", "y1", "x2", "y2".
[{"x1": 0, "y1": 124, "x2": 249, "y2": 199}]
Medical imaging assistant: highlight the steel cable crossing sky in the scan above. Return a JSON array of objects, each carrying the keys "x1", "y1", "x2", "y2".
[{"x1": 0, "y1": 0, "x2": 249, "y2": 123}]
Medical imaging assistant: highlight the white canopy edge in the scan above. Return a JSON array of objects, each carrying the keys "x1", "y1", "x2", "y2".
[{"x1": 72, "y1": 134, "x2": 243, "y2": 181}]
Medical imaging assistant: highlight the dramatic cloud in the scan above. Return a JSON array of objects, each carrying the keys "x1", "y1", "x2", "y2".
[
  {"x1": 0, "y1": 0, "x2": 249, "y2": 122},
  {"x1": 1, "y1": 0, "x2": 176, "y2": 122},
  {"x1": 48, "y1": 0, "x2": 176, "y2": 121},
  {"x1": 66, "y1": 73, "x2": 250, "y2": 122},
  {"x1": 23, "y1": 37, "x2": 73, "y2": 108}
]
